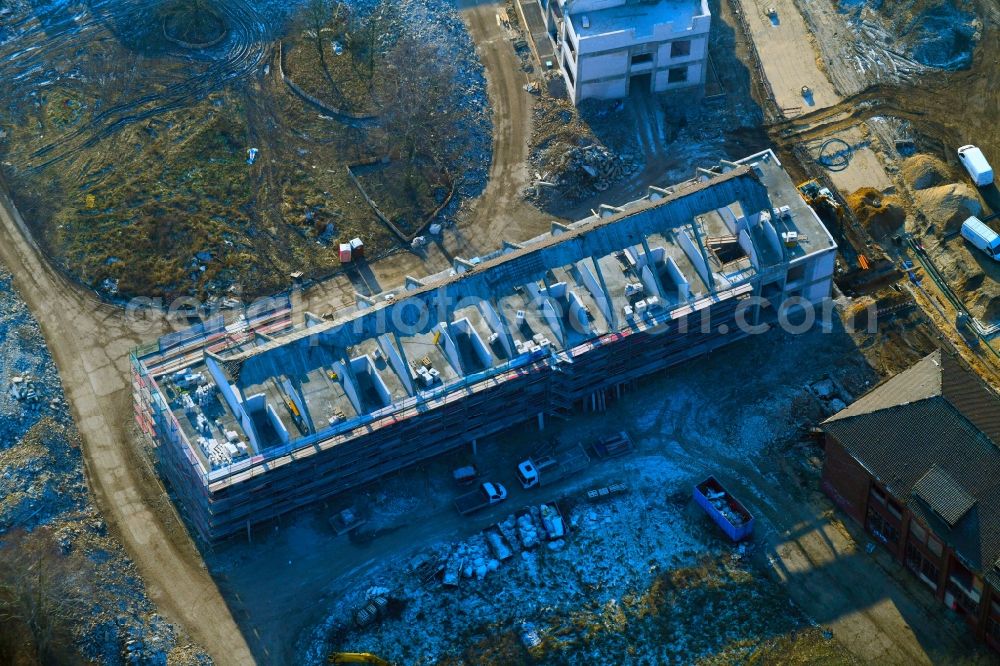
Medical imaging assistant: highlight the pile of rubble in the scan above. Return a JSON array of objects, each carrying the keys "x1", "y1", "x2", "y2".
[
  {"x1": 531, "y1": 143, "x2": 639, "y2": 202},
  {"x1": 8, "y1": 374, "x2": 40, "y2": 403}
]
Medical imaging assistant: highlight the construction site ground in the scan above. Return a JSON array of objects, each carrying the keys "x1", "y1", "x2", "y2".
[
  {"x1": 736, "y1": 0, "x2": 842, "y2": 114},
  {"x1": 203, "y1": 316, "x2": 992, "y2": 664},
  {"x1": 756, "y1": 0, "x2": 1000, "y2": 381},
  {"x1": 0, "y1": 0, "x2": 997, "y2": 664}
]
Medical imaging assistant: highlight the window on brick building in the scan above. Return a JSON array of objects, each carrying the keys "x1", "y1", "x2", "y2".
[
  {"x1": 867, "y1": 505, "x2": 900, "y2": 546},
  {"x1": 870, "y1": 485, "x2": 886, "y2": 505}
]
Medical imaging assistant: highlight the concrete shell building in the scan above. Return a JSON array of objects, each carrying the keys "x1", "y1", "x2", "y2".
[
  {"x1": 538, "y1": 0, "x2": 711, "y2": 104},
  {"x1": 132, "y1": 151, "x2": 836, "y2": 541}
]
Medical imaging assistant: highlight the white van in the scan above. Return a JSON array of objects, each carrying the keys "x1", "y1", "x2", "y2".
[
  {"x1": 957, "y1": 145, "x2": 994, "y2": 187},
  {"x1": 961, "y1": 216, "x2": 1000, "y2": 260}
]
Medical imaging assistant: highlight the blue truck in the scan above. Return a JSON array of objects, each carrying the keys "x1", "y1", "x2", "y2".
[{"x1": 693, "y1": 476, "x2": 755, "y2": 542}]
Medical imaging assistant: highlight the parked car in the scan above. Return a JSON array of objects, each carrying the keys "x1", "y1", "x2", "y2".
[{"x1": 454, "y1": 482, "x2": 507, "y2": 515}]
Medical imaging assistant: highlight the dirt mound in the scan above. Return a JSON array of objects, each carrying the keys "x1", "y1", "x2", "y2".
[
  {"x1": 911, "y1": 182, "x2": 982, "y2": 231},
  {"x1": 846, "y1": 187, "x2": 906, "y2": 238},
  {"x1": 901, "y1": 154, "x2": 951, "y2": 190},
  {"x1": 929, "y1": 236, "x2": 1000, "y2": 322}
]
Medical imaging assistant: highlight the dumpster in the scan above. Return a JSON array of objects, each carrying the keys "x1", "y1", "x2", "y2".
[{"x1": 693, "y1": 476, "x2": 754, "y2": 542}]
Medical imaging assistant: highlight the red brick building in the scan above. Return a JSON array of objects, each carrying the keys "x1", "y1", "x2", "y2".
[{"x1": 821, "y1": 350, "x2": 1000, "y2": 654}]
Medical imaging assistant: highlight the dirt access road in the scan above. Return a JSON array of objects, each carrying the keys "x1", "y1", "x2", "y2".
[
  {"x1": 0, "y1": 185, "x2": 254, "y2": 665},
  {"x1": 452, "y1": 0, "x2": 550, "y2": 253}
]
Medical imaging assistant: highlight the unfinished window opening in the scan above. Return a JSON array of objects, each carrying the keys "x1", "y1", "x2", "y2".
[
  {"x1": 667, "y1": 66, "x2": 688, "y2": 84},
  {"x1": 670, "y1": 40, "x2": 691, "y2": 58},
  {"x1": 630, "y1": 72, "x2": 651, "y2": 94},
  {"x1": 565, "y1": 64, "x2": 575, "y2": 86},
  {"x1": 710, "y1": 240, "x2": 746, "y2": 264},
  {"x1": 787, "y1": 262, "x2": 807, "y2": 283},
  {"x1": 989, "y1": 615, "x2": 1000, "y2": 645},
  {"x1": 927, "y1": 534, "x2": 944, "y2": 557},
  {"x1": 946, "y1": 573, "x2": 981, "y2": 618},
  {"x1": 761, "y1": 279, "x2": 782, "y2": 302},
  {"x1": 631, "y1": 52, "x2": 654, "y2": 66}
]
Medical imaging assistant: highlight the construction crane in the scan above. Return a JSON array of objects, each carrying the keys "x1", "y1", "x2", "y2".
[{"x1": 328, "y1": 653, "x2": 390, "y2": 665}]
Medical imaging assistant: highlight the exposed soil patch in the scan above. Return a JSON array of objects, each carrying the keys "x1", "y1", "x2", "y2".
[
  {"x1": 911, "y1": 182, "x2": 982, "y2": 232},
  {"x1": 847, "y1": 187, "x2": 906, "y2": 239}
]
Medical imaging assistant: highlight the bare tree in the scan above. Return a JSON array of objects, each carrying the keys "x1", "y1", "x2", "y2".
[
  {"x1": 375, "y1": 34, "x2": 460, "y2": 168},
  {"x1": 350, "y1": 0, "x2": 398, "y2": 91},
  {"x1": 304, "y1": 0, "x2": 332, "y2": 62},
  {"x1": 0, "y1": 530, "x2": 90, "y2": 664}
]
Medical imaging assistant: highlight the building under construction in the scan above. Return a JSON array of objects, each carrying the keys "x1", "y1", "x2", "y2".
[{"x1": 132, "y1": 150, "x2": 837, "y2": 541}]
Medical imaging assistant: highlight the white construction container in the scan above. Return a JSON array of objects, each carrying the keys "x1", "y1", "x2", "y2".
[
  {"x1": 349, "y1": 237, "x2": 365, "y2": 259},
  {"x1": 961, "y1": 216, "x2": 1000, "y2": 260},
  {"x1": 958, "y1": 145, "x2": 994, "y2": 187},
  {"x1": 624, "y1": 282, "x2": 644, "y2": 298}
]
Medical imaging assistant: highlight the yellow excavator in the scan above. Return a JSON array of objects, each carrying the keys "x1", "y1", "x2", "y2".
[
  {"x1": 328, "y1": 653, "x2": 390, "y2": 665},
  {"x1": 797, "y1": 179, "x2": 844, "y2": 224}
]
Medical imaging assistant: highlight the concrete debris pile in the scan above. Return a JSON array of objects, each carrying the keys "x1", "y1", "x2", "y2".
[
  {"x1": 532, "y1": 143, "x2": 638, "y2": 202},
  {"x1": 809, "y1": 377, "x2": 849, "y2": 415},
  {"x1": 0, "y1": 272, "x2": 70, "y2": 445},
  {"x1": 391, "y1": 0, "x2": 492, "y2": 206},
  {"x1": 8, "y1": 374, "x2": 40, "y2": 403},
  {"x1": 515, "y1": 509, "x2": 541, "y2": 549}
]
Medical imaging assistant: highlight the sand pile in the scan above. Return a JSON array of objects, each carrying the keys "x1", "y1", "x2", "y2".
[
  {"x1": 911, "y1": 183, "x2": 982, "y2": 232},
  {"x1": 847, "y1": 187, "x2": 906, "y2": 238},
  {"x1": 901, "y1": 154, "x2": 951, "y2": 190}
]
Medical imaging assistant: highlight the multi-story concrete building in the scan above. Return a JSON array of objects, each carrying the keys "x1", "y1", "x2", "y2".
[
  {"x1": 132, "y1": 150, "x2": 836, "y2": 541},
  {"x1": 538, "y1": 0, "x2": 711, "y2": 104},
  {"x1": 822, "y1": 350, "x2": 1000, "y2": 655}
]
